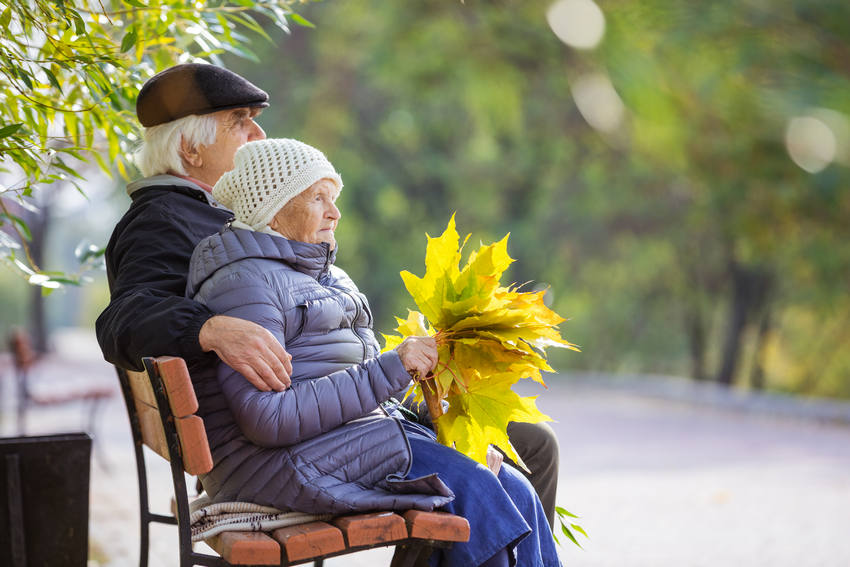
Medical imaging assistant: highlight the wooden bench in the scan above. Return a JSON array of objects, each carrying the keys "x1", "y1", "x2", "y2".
[
  {"x1": 8, "y1": 328, "x2": 113, "y2": 436},
  {"x1": 115, "y1": 356, "x2": 469, "y2": 566}
]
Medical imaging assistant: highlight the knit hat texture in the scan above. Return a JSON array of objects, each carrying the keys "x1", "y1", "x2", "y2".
[
  {"x1": 137, "y1": 63, "x2": 269, "y2": 127},
  {"x1": 213, "y1": 139, "x2": 343, "y2": 231}
]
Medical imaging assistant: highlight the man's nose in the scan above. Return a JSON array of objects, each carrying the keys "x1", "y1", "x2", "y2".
[{"x1": 249, "y1": 120, "x2": 266, "y2": 141}]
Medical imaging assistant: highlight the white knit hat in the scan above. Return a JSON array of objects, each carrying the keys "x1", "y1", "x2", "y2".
[{"x1": 212, "y1": 138, "x2": 343, "y2": 230}]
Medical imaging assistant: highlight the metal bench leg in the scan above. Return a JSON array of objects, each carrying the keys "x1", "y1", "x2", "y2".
[
  {"x1": 14, "y1": 369, "x2": 28, "y2": 436},
  {"x1": 85, "y1": 397, "x2": 111, "y2": 472},
  {"x1": 391, "y1": 543, "x2": 434, "y2": 567}
]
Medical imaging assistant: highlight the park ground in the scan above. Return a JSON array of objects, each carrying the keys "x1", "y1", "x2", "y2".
[{"x1": 1, "y1": 328, "x2": 849, "y2": 566}]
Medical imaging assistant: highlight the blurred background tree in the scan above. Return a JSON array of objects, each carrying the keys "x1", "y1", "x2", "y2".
[
  {"x1": 2, "y1": 0, "x2": 848, "y2": 399},
  {"x1": 230, "y1": 0, "x2": 850, "y2": 397}
]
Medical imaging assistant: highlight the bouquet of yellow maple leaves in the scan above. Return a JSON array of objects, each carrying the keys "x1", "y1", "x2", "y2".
[{"x1": 383, "y1": 215, "x2": 579, "y2": 470}]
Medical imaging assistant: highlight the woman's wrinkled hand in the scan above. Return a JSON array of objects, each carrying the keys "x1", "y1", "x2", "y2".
[{"x1": 395, "y1": 336, "x2": 438, "y2": 379}]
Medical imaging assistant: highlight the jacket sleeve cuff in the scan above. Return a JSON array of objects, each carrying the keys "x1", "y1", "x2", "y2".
[
  {"x1": 378, "y1": 350, "x2": 415, "y2": 391},
  {"x1": 180, "y1": 309, "x2": 218, "y2": 369}
]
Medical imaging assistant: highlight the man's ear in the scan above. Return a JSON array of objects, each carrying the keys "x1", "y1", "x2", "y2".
[{"x1": 180, "y1": 137, "x2": 203, "y2": 168}]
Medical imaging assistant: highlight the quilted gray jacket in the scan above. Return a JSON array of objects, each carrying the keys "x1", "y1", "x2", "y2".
[{"x1": 185, "y1": 227, "x2": 453, "y2": 514}]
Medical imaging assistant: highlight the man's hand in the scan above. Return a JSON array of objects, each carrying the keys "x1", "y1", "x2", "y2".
[
  {"x1": 199, "y1": 315, "x2": 292, "y2": 391},
  {"x1": 486, "y1": 446, "x2": 503, "y2": 476},
  {"x1": 395, "y1": 336, "x2": 438, "y2": 379}
]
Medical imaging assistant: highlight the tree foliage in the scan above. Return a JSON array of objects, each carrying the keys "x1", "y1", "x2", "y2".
[
  {"x1": 246, "y1": 0, "x2": 850, "y2": 397},
  {"x1": 384, "y1": 216, "x2": 578, "y2": 467},
  {"x1": 0, "y1": 0, "x2": 309, "y2": 286}
]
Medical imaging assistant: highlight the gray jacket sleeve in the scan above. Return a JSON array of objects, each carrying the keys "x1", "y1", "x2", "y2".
[{"x1": 203, "y1": 271, "x2": 413, "y2": 448}]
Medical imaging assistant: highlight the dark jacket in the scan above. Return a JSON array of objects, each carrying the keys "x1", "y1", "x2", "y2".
[
  {"x1": 96, "y1": 175, "x2": 232, "y2": 372},
  {"x1": 185, "y1": 227, "x2": 453, "y2": 513}
]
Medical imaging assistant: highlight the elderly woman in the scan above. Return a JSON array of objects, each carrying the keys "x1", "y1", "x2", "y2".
[{"x1": 186, "y1": 138, "x2": 560, "y2": 567}]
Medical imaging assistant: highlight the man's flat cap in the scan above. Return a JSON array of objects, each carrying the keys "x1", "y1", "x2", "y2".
[{"x1": 136, "y1": 63, "x2": 269, "y2": 127}]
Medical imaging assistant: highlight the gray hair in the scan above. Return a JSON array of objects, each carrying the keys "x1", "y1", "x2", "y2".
[{"x1": 134, "y1": 113, "x2": 218, "y2": 177}]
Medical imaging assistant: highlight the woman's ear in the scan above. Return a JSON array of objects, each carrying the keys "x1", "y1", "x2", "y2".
[{"x1": 180, "y1": 136, "x2": 203, "y2": 168}]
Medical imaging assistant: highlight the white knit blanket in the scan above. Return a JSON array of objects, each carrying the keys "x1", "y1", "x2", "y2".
[{"x1": 189, "y1": 494, "x2": 331, "y2": 542}]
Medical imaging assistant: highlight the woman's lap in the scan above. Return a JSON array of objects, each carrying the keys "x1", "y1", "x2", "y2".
[
  {"x1": 496, "y1": 463, "x2": 561, "y2": 567},
  {"x1": 401, "y1": 420, "x2": 560, "y2": 567}
]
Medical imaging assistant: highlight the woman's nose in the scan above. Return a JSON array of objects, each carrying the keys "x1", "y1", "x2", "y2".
[{"x1": 328, "y1": 202, "x2": 341, "y2": 219}]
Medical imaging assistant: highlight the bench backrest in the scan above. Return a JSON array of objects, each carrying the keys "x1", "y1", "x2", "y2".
[
  {"x1": 8, "y1": 329, "x2": 37, "y2": 371},
  {"x1": 126, "y1": 356, "x2": 213, "y2": 475}
]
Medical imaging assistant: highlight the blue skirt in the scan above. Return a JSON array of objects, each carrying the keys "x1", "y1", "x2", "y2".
[{"x1": 401, "y1": 420, "x2": 562, "y2": 567}]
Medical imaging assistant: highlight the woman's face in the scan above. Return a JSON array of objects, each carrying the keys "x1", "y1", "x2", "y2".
[{"x1": 269, "y1": 178, "x2": 341, "y2": 249}]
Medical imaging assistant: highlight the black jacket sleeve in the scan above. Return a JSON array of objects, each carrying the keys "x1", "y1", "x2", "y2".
[{"x1": 95, "y1": 188, "x2": 231, "y2": 372}]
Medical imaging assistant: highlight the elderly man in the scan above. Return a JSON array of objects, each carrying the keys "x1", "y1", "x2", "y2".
[
  {"x1": 96, "y1": 63, "x2": 560, "y2": 527},
  {"x1": 96, "y1": 63, "x2": 293, "y2": 390}
]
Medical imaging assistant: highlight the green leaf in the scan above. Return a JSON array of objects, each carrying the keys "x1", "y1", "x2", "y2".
[
  {"x1": 227, "y1": 13, "x2": 272, "y2": 42},
  {"x1": 560, "y1": 523, "x2": 582, "y2": 549},
  {"x1": 120, "y1": 29, "x2": 138, "y2": 53},
  {"x1": 16, "y1": 67, "x2": 33, "y2": 90},
  {"x1": 0, "y1": 7, "x2": 11, "y2": 30},
  {"x1": 42, "y1": 67, "x2": 62, "y2": 93},
  {"x1": 555, "y1": 506, "x2": 579, "y2": 519},
  {"x1": 48, "y1": 276, "x2": 81, "y2": 286},
  {"x1": 71, "y1": 11, "x2": 85, "y2": 35},
  {"x1": 0, "y1": 123, "x2": 23, "y2": 139},
  {"x1": 123, "y1": 0, "x2": 147, "y2": 7},
  {"x1": 1, "y1": 212, "x2": 32, "y2": 240},
  {"x1": 290, "y1": 13, "x2": 315, "y2": 28},
  {"x1": 552, "y1": 506, "x2": 587, "y2": 549}
]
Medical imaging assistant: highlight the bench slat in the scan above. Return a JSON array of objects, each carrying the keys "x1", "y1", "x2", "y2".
[
  {"x1": 404, "y1": 510, "x2": 470, "y2": 542},
  {"x1": 207, "y1": 531, "x2": 281, "y2": 565},
  {"x1": 155, "y1": 356, "x2": 199, "y2": 417},
  {"x1": 272, "y1": 521, "x2": 346, "y2": 563},
  {"x1": 127, "y1": 368, "x2": 157, "y2": 408},
  {"x1": 133, "y1": 398, "x2": 212, "y2": 474},
  {"x1": 174, "y1": 414, "x2": 213, "y2": 475},
  {"x1": 332, "y1": 512, "x2": 407, "y2": 548},
  {"x1": 134, "y1": 398, "x2": 169, "y2": 460}
]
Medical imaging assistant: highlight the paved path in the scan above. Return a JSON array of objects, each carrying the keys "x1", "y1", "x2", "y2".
[{"x1": 2, "y1": 330, "x2": 849, "y2": 566}]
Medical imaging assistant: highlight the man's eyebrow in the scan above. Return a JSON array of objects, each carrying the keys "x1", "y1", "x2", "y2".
[{"x1": 228, "y1": 109, "x2": 251, "y2": 124}]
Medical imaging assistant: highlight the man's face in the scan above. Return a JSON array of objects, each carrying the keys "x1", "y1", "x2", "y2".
[{"x1": 195, "y1": 107, "x2": 265, "y2": 185}]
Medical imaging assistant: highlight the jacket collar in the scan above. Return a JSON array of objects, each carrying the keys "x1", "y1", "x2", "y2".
[
  {"x1": 186, "y1": 227, "x2": 337, "y2": 298},
  {"x1": 126, "y1": 174, "x2": 228, "y2": 209}
]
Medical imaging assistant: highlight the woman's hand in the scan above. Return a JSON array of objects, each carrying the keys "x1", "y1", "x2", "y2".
[
  {"x1": 486, "y1": 446, "x2": 503, "y2": 476},
  {"x1": 395, "y1": 336, "x2": 438, "y2": 379}
]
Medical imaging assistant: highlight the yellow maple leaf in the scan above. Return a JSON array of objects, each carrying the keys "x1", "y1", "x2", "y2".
[
  {"x1": 384, "y1": 216, "x2": 579, "y2": 467},
  {"x1": 439, "y1": 372, "x2": 552, "y2": 469}
]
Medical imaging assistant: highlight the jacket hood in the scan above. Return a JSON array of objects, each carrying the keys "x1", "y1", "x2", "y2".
[{"x1": 186, "y1": 227, "x2": 336, "y2": 298}]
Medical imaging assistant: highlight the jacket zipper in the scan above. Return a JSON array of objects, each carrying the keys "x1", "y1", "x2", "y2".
[
  {"x1": 344, "y1": 289, "x2": 368, "y2": 363},
  {"x1": 321, "y1": 244, "x2": 367, "y2": 366}
]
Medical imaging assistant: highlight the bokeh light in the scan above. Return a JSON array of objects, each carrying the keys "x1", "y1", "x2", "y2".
[
  {"x1": 547, "y1": 0, "x2": 606, "y2": 50},
  {"x1": 785, "y1": 115, "x2": 837, "y2": 174},
  {"x1": 570, "y1": 73, "x2": 625, "y2": 133}
]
